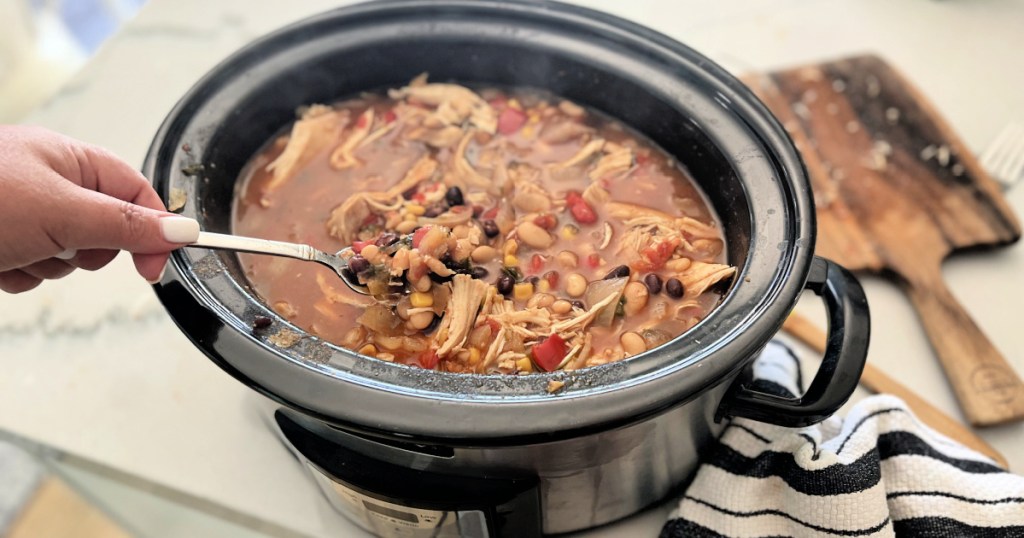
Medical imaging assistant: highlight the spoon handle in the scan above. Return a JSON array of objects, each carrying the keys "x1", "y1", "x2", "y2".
[{"x1": 191, "y1": 231, "x2": 321, "y2": 262}]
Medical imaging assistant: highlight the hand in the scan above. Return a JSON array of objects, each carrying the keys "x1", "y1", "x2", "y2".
[{"x1": 0, "y1": 126, "x2": 199, "y2": 293}]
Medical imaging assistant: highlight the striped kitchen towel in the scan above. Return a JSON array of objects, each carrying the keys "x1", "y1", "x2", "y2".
[{"x1": 661, "y1": 341, "x2": 1024, "y2": 538}]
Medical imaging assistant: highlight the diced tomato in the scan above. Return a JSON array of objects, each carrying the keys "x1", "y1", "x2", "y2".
[
  {"x1": 570, "y1": 200, "x2": 597, "y2": 225},
  {"x1": 383, "y1": 109, "x2": 397, "y2": 123},
  {"x1": 529, "y1": 254, "x2": 545, "y2": 274},
  {"x1": 565, "y1": 190, "x2": 584, "y2": 206},
  {"x1": 472, "y1": 205, "x2": 484, "y2": 218},
  {"x1": 482, "y1": 207, "x2": 499, "y2": 220},
  {"x1": 533, "y1": 214, "x2": 557, "y2": 230},
  {"x1": 587, "y1": 253, "x2": 601, "y2": 268},
  {"x1": 418, "y1": 350, "x2": 440, "y2": 369},
  {"x1": 531, "y1": 334, "x2": 567, "y2": 372},
  {"x1": 488, "y1": 96, "x2": 507, "y2": 108},
  {"x1": 486, "y1": 318, "x2": 501, "y2": 333},
  {"x1": 497, "y1": 107, "x2": 528, "y2": 135},
  {"x1": 412, "y1": 226, "x2": 432, "y2": 248},
  {"x1": 351, "y1": 240, "x2": 368, "y2": 254},
  {"x1": 412, "y1": 192, "x2": 426, "y2": 203},
  {"x1": 356, "y1": 112, "x2": 369, "y2": 129},
  {"x1": 636, "y1": 152, "x2": 650, "y2": 166},
  {"x1": 637, "y1": 239, "x2": 678, "y2": 271},
  {"x1": 544, "y1": 271, "x2": 559, "y2": 288}
]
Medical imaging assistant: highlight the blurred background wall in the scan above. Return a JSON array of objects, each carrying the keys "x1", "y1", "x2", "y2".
[{"x1": 0, "y1": 0, "x2": 146, "y2": 122}]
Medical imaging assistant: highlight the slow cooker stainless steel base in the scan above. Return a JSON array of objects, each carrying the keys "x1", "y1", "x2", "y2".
[{"x1": 259, "y1": 382, "x2": 725, "y2": 537}]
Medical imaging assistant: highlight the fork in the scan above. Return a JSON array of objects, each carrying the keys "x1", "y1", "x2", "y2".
[{"x1": 979, "y1": 122, "x2": 1024, "y2": 190}]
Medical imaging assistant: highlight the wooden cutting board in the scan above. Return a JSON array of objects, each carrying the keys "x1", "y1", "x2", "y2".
[{"x1": 742, "y1": 55, "x2": 1023, "y2": 426}]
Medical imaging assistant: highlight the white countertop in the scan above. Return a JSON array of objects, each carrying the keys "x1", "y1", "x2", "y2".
[{"x1": 2, "y1": 1, "x2": 1022, "y2": 536}]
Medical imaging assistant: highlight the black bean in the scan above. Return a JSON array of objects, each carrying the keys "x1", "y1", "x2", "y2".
[
  {"x1": 482, "y1": 220, "x2": 500, "y2": 238},
  {"x1": 375, "y1": 232, "x2": 399, "y2": 247},
  {"x1": 527, "y1": 276, "x2": 540, "y2": 287},
  {"x1": 644, "y1": 274, "x2": 663, "y2": 294},
  {"x1": 571, "y1": 300, "x2": 585, "y2": 310},
  {"x1": 401, "y1": 186, "x2": 419, "y2": 200},
  {"x1": 423, "y1": 314, "x2": 441, "y2": 334},
  {"x1": 603, "y1": 265, "x2": 630, "y2": 280},
  {"x1": 445, "y1": 186, "x2": 464, "y2": 207},
  {"x1": 665, "y1": 278, "x2": 684, "y2": 298},
  {"x1": 496, "y1": 274, "x2": 515, "y2": 295},
  {"x1": 471, "y1": 266, "x2": 489, "y2": 279},
  {"x1": 252, "y1": 316, "x2": 272, "y2": 330},
  {"x1": 347, "y1": 255, "x2": 370, "y2": 274},
  {"x1": 424, "y1": 204, "x2": 446, "y2": 218}
]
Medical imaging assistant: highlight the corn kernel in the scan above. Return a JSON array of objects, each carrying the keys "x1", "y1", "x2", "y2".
[
  {"x1": 504, "y1": 255, "x2": 519, "y2": 267},
  {"x1": 410, "y1": 291, "x2": 434, "y2": 308},
  {"x1": 404, "y1": 213, "x2": 418, "y2": 222},
  {"x1": 538, "y1": 280, "x2": 551, "y2": 293},
  {"x1": 516, "y1": 357, "x2": 534, "y2": 373},
  {"x1": 521, "y1": 126, "x2": 535, "y2": 138},
  {"x1": 358, "y1": 344, "x2": 378, "y2": 356},
  {"x1": 406, "y1": 204, "x2": 426, "y2": 216},
  {"x1": 560, "y1": 225, "x2": 578, "y2": 239},
  {"x1": 508, "y1": 98, "x2": 523, "y2": 110},
  {"x1": 468, "y1": 348, "x2": 481, "y2": 365},
  {"x1": 513, "y1": 282, "x2": 534, "y2": 301}
]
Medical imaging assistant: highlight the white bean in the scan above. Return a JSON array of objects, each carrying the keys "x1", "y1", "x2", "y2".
[
  {"x1": 471, "y1": 245, "x2": 497, "y2": 264},
  {"x1": 517, "y1": 221, "x2": 555, "y2": 249},
  {"x1": 620, "y1": 332, "x2": 647, "y2": 356},
  {"x1": 565, "y1": 273, "x2": 588, "y2": 298},
  {"x1": 623, "y1": 282, "x2": 650, "y2": 315}
]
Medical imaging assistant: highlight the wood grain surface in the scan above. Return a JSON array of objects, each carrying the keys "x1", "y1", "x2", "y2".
[{"x1": 743, "y1": 55, "x2": 1023, "y2": 426}]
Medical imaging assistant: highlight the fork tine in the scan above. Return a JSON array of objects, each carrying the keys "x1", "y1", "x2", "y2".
[
  {"x1": 1002, "y1": 127, "x2": 1024, "y2": 184},
  {"x1": 980, "y1": 123, "x2": 1024, "y2": 188}
]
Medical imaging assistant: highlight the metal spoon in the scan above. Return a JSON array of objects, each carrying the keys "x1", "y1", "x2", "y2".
[{"x1": 188, "y1": 231, "x2": 370, "y2": 295}]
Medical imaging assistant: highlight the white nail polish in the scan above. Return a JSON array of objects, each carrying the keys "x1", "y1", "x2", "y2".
[
  {"x1": 160, "y1": 216, "x2": 200, "y2": 243},
  {"x1": 55, "y1": 249, "x2": 76, "y2": 260}
]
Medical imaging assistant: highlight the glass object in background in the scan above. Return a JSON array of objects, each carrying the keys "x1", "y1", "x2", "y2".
[{"x1": 0, "y1": 0, "x2": 147, "y2": 122}]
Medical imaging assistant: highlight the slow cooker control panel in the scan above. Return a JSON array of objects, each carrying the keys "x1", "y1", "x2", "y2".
[{"x1": 274, "y1": 410, "x2": 542, "y2": 538}]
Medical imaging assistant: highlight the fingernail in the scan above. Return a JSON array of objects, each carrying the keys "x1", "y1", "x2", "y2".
[
  {"x1": 55, "y1": 249, "x2": 77, "y2": 260},
  {"x1": 160, "y1": 216, "x2": 200, "y2": 243},
  {"x1": 147, "y1": 264, "x2": 167, "y2": 285}
]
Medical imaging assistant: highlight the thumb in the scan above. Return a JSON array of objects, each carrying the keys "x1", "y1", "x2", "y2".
[{"x1": 50, "y1": 187, "x2": 199, "y2": 253}]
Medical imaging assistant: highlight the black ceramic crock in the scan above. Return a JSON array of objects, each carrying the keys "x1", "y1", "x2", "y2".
[{"x1": 145, "y1": 1, "x2": 869, "y2": 534}]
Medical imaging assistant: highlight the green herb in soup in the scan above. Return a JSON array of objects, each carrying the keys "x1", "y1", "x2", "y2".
[{"x1": 233, "y1": 75, "x2": 735, "y2": 375}]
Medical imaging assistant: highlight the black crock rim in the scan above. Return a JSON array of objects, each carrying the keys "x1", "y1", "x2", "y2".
[{"x1": 145, "y1": 0, "x2": 814, "y2": 444}]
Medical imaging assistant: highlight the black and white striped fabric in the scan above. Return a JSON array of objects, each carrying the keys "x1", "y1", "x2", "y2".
[{"x1": 661, "y1": 341, "x2": 1024, "y2": 538}]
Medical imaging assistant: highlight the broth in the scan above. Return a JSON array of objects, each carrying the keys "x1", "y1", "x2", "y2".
[{"x1": 233, "y1": 78, "x2": 734, "y2": 374}]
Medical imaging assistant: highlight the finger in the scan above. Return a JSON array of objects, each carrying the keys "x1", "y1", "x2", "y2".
[
  {"x1": 19, "y1": 258, "x2": 76, "y2": 280},
  {"x1": 46, "y1": 185, "x2": 198, "y2": 254},
  {"x1": 132, "y1": 252, "x2": 169, "y2": 283},
  {"x1": 69, "y1": 249, "x2": 119, "y2": 271},
  {"x1": 0, "y1": 270, "x2": 43, "y2": 293},
  {"x1": 70, "y1": 142, "x2": 168, "y2": 213}
]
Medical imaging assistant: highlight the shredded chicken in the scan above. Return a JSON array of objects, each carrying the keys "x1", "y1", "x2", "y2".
[
  {"x1": 677, "y1": 261, "x2": 737, "y2": 298},
  {"x1": 435, "y1": 275, "x2": 490, "y2": 358},
  {"x1": 551, "y1": 139, "x2": 605, "y2": 170},
  {"x1": 266, "y1": 105, "x2": 344, "y2": 190},
  {"x1": 388, "y1": 82, "x2": 497, "y2": 134},
  {"x1": 589, "y1": 145, "x2": 634, "y2": 181},
  {"x1": 330, "y1": 108, "x2": 374, "y2": 169}
]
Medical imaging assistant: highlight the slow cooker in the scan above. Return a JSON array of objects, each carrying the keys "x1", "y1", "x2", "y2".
[{"x1": 144, "y1": 1, "x2": 870, "y2": 536}]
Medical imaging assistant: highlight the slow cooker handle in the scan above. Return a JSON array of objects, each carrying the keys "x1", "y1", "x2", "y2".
[{"x1": 717, "y1": 256, "x2": 870, "y2": 427}]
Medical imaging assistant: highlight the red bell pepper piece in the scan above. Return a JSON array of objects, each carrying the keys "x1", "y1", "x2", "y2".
[
  {"x1": 418, "y1": 350, "x2": 440, "y2": 369},
  {"x1": 497, "y1": 107, "x2": 527, "y2": 135},
  {"x1": 531, "y1": 334, "x2": 567, "y2": 372},
  {"x1": 412, "y1": 226, "x2": 431, "y2": 248}
]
